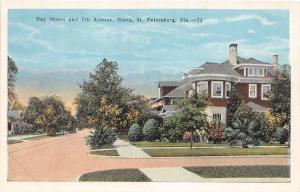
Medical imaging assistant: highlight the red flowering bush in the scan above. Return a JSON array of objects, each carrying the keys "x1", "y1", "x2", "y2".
[
  {"x1": 182, "y1": 131, "x2": 192, "y2": 142},
  {"x1": 208, "y1": 121, "x2": 225, "y2": 143}
]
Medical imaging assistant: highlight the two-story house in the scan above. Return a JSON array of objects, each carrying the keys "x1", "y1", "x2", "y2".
[{"x1": 151, "y1": 43, "x2": 278, "y2": 123}]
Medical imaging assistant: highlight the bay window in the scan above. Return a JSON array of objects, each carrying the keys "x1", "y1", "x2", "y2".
[
  {"x1": 197, "y1": 81, "x2": 208, "y2": 95},
  {"x1": 211, "y1": 81, "x2": 223, "y2": 98}
]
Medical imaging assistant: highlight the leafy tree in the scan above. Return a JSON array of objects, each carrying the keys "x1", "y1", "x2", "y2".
[
  {"x1": 8, "y1": 57, "x2": 18, "y2": 110},
  {"x1": 23, "y1": 97, "x2": 43, "y2": 126},
  {"x1": 23, "y1": 95, "x2": 73, "y2": 136},
  {"x1": 75, "y1": 59, "x2": 147, "y2": 133},
  {"x1": 226, "y1": 87, "x2": 242, "y2": 127},
  {"x1": 174, "y1": 93, "x2": 208, "y2": 148},
  {"x1": 269, "y1": 67, "x2": 290, "y2": 146},
  {"x1": 269, "y1": 67, "x2": 290, "y2": 127},
  {"x1": 160, "y1": 113, "x2": 184, "y2": 142}
]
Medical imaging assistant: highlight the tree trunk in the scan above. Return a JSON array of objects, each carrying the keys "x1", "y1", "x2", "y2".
[{"x1": 190, "y1": 131, "x2": 193, "y2": 149}]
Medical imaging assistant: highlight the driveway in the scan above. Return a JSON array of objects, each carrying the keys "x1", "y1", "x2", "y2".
[{"x1": 8, "y1": 129, "x2": 289, "y2": 181}]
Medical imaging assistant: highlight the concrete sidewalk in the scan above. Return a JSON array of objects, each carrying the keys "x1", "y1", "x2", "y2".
[
  {"x1": 113, "y1": 139, "x2": 150, "y2": 158},
  {"x1": 140, "y1": 167, "x2": 203, "y2": 182},
  {"x1": 140, "y1": 167, "x2": 290, "y2": 182}
]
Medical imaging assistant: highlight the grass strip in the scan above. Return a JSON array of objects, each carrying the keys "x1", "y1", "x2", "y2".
[
  {"x1": 79, "y1": 169, "x2": 151, "y2": 182},
  {"x1": 90, "y1": 150, "x2": 119, "y2": 156},
  {"x1": 143, "y1": 147, "x2": 288, "y2": 157},
  {"x1": 7, "y1": 140, "x2": 23, "y2": 145},
  {"x1": 185, "y1": 166, "x2": 290, "y2": 178},
  {"x1": 22, "y1": 135, "x2": 50, "y2": 140}
]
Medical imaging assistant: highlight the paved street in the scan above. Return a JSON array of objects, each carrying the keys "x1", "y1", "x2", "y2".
[{"x1": 8, "y1": 129, "x2": 289, "y2": 181}]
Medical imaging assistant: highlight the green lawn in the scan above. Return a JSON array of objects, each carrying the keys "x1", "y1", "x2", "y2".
[
  {"x1": 131, "y1": 141, "x2": 226, "y2": 148},
  {"x1": 79, "y1": 169, "x2": 151, "y2": 182},
  {"x1": 185, "y1": 166, "x2": 290, "y2": 178},
  {"x1": 21, "y1": 135, "x2": 50, "y2": 140},
  {"x1": 90, "y1": 150, "x2": 119, "y2": 156},
  {"x1": 7, "y1": 140, "x2": 23, "y2": 145},
  {"x1": 143, "y1": 147, "x2": 288, "y2": 157}
]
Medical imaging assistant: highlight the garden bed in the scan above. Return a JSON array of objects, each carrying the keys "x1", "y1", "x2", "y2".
[
  {"x1": 79, "y1": 169, "x2": 151, "y2": 182},
  {"x1": 131, "y1": 141, "x2": 226, "y2": 148},
  {"x1": 185, "y1": 166, "x2": 290, "y2": 178},
  {"x1": 90, "y1": 150, "x2": 119, "y2": 156},
  {"x1": 143, "y1": 147, "x2": 288, "y2": 157}
]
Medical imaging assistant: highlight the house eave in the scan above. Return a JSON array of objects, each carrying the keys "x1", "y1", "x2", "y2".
[{"x1": 233, "y1": 63, "x2": 272, "y2": 69}]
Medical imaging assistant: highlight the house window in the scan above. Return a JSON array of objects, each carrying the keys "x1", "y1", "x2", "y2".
[
  {"x1": 259, "y1": 68, "x2": 264, "y2": 76},
  {"x1": 248, "y1": 67, "x2": 265, "y2": 77},
  {"x1": 225, "y1": 82, "x2": 231, "y2": 98},
  {"x1": 248, "y1": 68, "x2": 254, "y2": 76},
  {"x1": 249, "y1": 84, "x2": 257, "y2": 98},
  {"x1": 213, "y1": 113, "x2": 222, "y2": 122},
  {"x1": 211, "y1": 81, "x2": 223, "y2": 98},
  {"x1": 261, "y1": 84, "x2": 271, "y2": 100},
  {"x1": 197, "y1": 81, "x2": 208, "y2": 95}
]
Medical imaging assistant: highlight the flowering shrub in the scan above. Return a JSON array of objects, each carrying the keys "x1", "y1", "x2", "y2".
[
  {"x1": 182, "y1": 131, "x2": 191, "y2": 142},
  {"x1": 207, "y1": 121, "x2": 225, "y2": 143},
  {"x1": 234, "y1": 104, "x2": 253, "y2": 121},
  {"x1": 264, "y1": 112, "x2": 288, "y2": 129}
]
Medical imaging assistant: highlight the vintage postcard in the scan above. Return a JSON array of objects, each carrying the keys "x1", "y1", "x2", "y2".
[{"x1": 1, "y1": 1, "x2": 300, "y2": 192}]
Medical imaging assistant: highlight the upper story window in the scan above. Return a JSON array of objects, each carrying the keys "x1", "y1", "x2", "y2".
[
  {"x1": 248, "y1": 67, "x2": 265, "y2": 77},
  {"x1": 249, "y1": 84, "x2": 257, "y2": 98},
  {"x1": 261, "y1": 84, "x2": 271, "y2": 100},
  {"x1": 225, "y1": 82, "x2": 231, "y2": 98},
  {"x1": 197, "y1": 81, "x2": 208, "y2": 95},
  {"x1": 211, "y1": 81, "x2": 223, "y2": 98}
]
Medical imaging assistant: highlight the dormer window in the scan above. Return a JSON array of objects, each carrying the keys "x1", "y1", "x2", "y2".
[{"x1": 248, "y1": 67, "x2": 265, "y2": 77}]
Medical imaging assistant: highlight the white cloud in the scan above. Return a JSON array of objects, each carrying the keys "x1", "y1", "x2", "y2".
[
  {"x1": 9, "y1": 22, "x2": 58, "y2": 52},
  {"x1": 9, "y1": 22, "x2": 40, "y2": 35},
  {"x1": 182, "y1": 14, "x2": 277, "y2": 28},
  {"x1": 225, "y1": 14, "x2": 277, "y2": 26},
  {"x1": 248, "y1": 29, "x2": 256, "y2": 34},
  {"x1": 198, "y1": 36, "x2": 288, "y2": 64}
]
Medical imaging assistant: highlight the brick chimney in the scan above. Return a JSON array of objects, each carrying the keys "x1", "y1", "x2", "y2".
[
  {"x1": 272, "y1": 54, "x2": 278, "y2": 72},
  {"x1": 229, "y1": 43, "x2": 238, "y2": 65}
]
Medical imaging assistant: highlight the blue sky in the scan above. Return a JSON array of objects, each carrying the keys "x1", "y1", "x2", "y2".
[{"x1": 8, "y1": 9, "x2": 289, "y2": 112}]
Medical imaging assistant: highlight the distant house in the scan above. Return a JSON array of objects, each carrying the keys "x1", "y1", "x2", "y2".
[
  {"x1": 151, "y1": 43, "x2": 279, "y2": 123},
  {"x1": 8, "y1": 110, "x2": 33, "y2": 134},
  {"x1": 8, "y1": 110, "x2": 22, "y2": 132}
]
